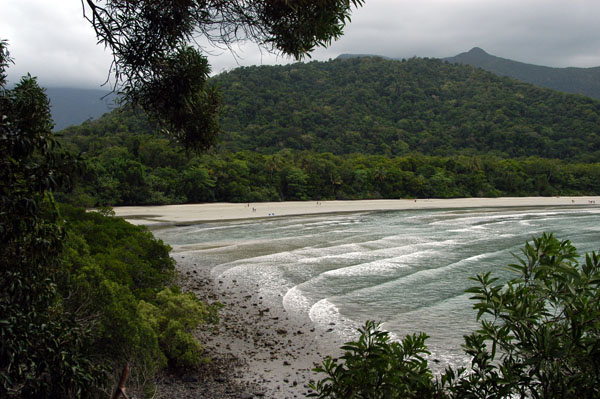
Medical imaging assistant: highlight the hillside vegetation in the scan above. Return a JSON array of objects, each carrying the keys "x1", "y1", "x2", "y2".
[
  {"x1": 57, "y1": 57, "x2": 600, "y2": 206},
  {"x1": 215, "y1": 56, "x2": 600, "y2": 160}
]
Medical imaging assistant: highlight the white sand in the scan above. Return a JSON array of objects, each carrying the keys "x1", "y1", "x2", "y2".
[{"x1": 114, "y1": 196, "x2": 599, "y2": 226}]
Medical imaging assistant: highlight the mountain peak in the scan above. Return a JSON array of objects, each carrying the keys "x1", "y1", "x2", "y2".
[
  {"x1": 467, "y1": 47, "x2": 489, "y2": 56},
  {"x1": 444, "y1": 48, "x2": 600, "y2": 99}
]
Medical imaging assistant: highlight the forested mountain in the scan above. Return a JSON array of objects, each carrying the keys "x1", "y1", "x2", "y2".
[
  {"x1": 444, "y1": 47, "x2": 600, "y2": 100},
  {"x1": 57, "y1": 57, "x2": 600, "y2": 206},
  {"x1": 47, "y1": 49, "x2": 600, "y2": 133},
  {"x1": 214, "y1": 56, "x2": 600, "y2": 160}
]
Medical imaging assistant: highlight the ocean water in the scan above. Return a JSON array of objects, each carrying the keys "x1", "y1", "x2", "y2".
[{"x1": 153, "y1": 206, "x2": 600, "y2": 368}]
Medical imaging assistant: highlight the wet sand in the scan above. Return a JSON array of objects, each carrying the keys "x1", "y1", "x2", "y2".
[{"x1": 167, "y1": 252, "x2": 337, "y2": 398}]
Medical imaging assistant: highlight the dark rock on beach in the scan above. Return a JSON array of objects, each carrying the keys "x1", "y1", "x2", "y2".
[{"x1": 153, "y1": 252, "x2": 344, "y2": 399}]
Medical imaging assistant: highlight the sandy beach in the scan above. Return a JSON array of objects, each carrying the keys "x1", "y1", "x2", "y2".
[
  {"x1": 119, "y1": 197, "x2": 599, "y2": 398},
  {"x1": 114, "y1": 196, "x2": 599, "y2": 226}
]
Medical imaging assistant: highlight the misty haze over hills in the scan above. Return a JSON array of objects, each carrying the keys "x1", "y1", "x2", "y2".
[{"x1": 45, "y1": 88, "x2": 117, "y2": 131}]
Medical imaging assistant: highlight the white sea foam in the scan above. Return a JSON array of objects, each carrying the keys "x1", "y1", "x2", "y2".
[
  {"x1": 309, "y1": 298, "x2": 360, "y2": 340},
  {"x1": 322, "y1": 251, "x2": 429, "y2": 277},
  {"x1": 298, "y1": 238, "x2": 422, "y2": 265},
  {"x1": 430, "y1": 210, "x2": 564, "y2": 229},
  {"x1": 288, "y1": 235, "x2": 422, "y2": 266},
  {"x1": 282, "y1": 286, "x2": 313, "y2": 315},
  {"x1": 211, "y1": 249, "x2": 301, "y2": 279},
  {"x1": 336, "y1": 250, "x2": 503, "y2": 304},
  {"x1": 321, "y1": 239, "x2": 457, "y2": 278}
]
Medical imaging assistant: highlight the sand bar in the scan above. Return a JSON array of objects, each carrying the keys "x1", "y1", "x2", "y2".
[{"x1": 114, "y1": 196, "x2": 599, "y2": 226}]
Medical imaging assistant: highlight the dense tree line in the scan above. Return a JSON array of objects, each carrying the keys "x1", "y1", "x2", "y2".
[{"x1": 58, "y1": 128, "x2": 600, "y2": 206}]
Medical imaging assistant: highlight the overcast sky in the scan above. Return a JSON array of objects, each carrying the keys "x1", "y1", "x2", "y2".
[{"x1": 2, "y1": 0, "x2": 599, "y2": 89}]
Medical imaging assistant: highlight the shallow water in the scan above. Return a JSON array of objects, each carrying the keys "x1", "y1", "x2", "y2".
[{"x1": 154, "y1": 206, "x2": 600, "y2": 369}]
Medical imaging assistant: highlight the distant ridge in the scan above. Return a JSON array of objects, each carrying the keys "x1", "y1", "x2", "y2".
[
  {"x1": 337, "y1": 49, "x2": 600, "y2": 99},
  {"x1": 337, "y1": 54, "x2": 393, "y2": 60},
  {"x1": 443, "y1": 47, "x2": 600, "y2": 99}
]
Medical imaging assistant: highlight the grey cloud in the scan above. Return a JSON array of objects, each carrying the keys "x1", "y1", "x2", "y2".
[
  {"x1": 313, "y1": 0, "x2": 600, "y2": 67},
  {"x1": 2, "y1": 0, "x2": 112, "y2": 88},
  {"x1": 2, "y1": 0, "x2": 599, "y2": 89}
]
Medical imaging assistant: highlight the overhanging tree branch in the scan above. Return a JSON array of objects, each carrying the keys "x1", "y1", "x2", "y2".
[{"x1": 80, "y1": 0, "x2": 364, "y2": 151}]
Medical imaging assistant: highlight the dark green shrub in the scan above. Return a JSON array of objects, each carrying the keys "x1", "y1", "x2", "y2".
[
  {"x1": 311, "y1": 234, "x2": 600, "y2": 398},
  {"x1": 139, "y1": 287, "x2": 220, "y2": 370},
  {"x1": 309, "y1": 321, "x2": 436, "y2": 398},
  {"x1": 59, "y1": 205, "x2": 221, "y2": 394},
  {"x1": 442, "y1": 233, "x2": 600, "y2": 398}
]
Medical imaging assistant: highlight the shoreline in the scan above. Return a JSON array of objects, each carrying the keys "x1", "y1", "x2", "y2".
[
  {"x1": 114, "y1": 196, "x2": 599, "y2": 226},
  {"x1": 155, "y1": 250, "x2": 335, "y2": 399},
  {"x1": 140, "y1": 197, "x2": 599, "y2": 398}
]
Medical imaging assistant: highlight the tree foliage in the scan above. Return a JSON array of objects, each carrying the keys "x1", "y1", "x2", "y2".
[
  {"x1": 0, "y1": 41, "x2": 219, "y2": 397},
  {"x1": 213, "y1": 57, "x2": 600, "y2": 160},
  {"x1": 309, "y1": 321, "x2": 436, "y2": 398},
  {"x1": 311, "y1": 234, "x2": 600, "y2": 398},
  {"x1": 0, "y1": 40, "x2": 104, "y2": 398},
  {"x1": 82, "y1": 0, "x2": 364, "y2": 150}
]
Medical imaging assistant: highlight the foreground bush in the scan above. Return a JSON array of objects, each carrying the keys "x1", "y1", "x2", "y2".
[
  {"x1": 60, "y1": 204, "x2": 221, "y2": 396},
  {"x1": 309, "y1": 321, "x2": 436, "y2": 398},
  {"x1": 139, "y1": 287, "x2": 220, "y2": 369},
  {"x1": 0, "y1": 42, "x2": 106, "y2": 397},
  {"x1": 310, "y1": 233, "x2": 600, "y2": 398},
  {"x1": 1, "y1": 40, "x2": 218, "y2": 397}
]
